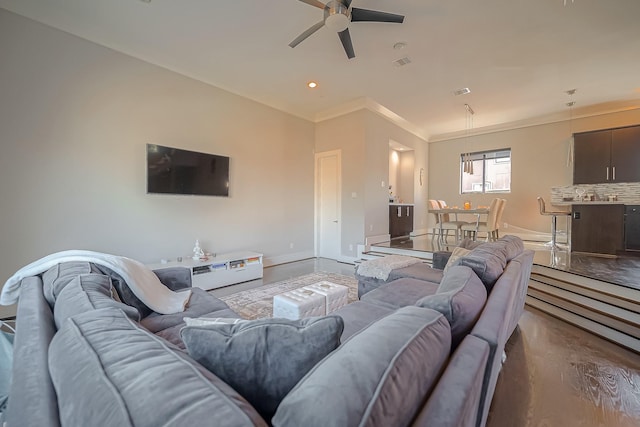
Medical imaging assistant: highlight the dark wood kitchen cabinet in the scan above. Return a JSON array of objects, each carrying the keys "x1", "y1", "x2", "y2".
[
  {"x1": 389, "y1": 204, "x2": 413, "y2": 239},
  {"x1": 571, "y1": 204, "x2": 624, "y2": 255},
  {"x1": 573, "y1": 125, "x2": 640, "y2": 184}
]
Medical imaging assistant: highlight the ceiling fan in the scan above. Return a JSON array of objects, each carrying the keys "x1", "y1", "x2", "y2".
[{"x1": 289, "y1": 0, "x2": 405, "y2": 59}]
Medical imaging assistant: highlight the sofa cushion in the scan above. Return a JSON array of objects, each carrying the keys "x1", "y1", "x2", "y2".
[
  {"x1": 331, "y1": 301, "x2": 394, "y2": 341},
  {"x1": 454, "y1": 241, "x2": 509, "y2": 291},
  {"x1": 360, "y1": 277, "x2": 439, "y2": 310},
  {"x1": 140, "y1": 287, "x2": 231, "y2": 333},
  {"x1": 417, "y1": 265, "x2": 487, "y2": 348},
  {"x1": 150, "y1": 267, "x2": 192, "y2": 291},
  {"x1": 356, "y1": 263, "x2": 443, "y2": 298},
  {"x1": 181, "y1": 315, "x2": 344, "y2": 422},
  {"x1": 272, "y1": 306, "x2": 451, "y2": 427},
  {"x1": 443, "y1": 247, "x2": 471, "y2": 273},
  {"x1": 42, "y1": 262, "x2": 102, "y2": 307},
  {"x1": 498, "y1": 235, "x2": 525, "y2": 261},
  {"x1": 53, "y1": 274, "x2": 140, "y2": 329},
  {"x1": 48, "y1": 307, "x2": 266, "y2": 427}
]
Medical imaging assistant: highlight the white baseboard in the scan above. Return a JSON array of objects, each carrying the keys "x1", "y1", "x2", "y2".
[
  {"x1": 264, "y1": 251, "x2": 315, "y2": 267},
  {"x1": 336, "y1": 255, "x2": 358, "y2": 265},
  {"x1": 365, "y1": 234, "x2": 390, "y2": 245},
  {"x1": 410, "y1": 228, "x2": 429, "y2": 237}
]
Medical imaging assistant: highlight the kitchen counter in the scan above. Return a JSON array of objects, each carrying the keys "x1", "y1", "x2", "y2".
[
  {"x1": 389, "y1": 202, "x2": 414, "y2": 206},
  {"x1": 553, "y1": 200, "x2": 626, "y2": 206}
]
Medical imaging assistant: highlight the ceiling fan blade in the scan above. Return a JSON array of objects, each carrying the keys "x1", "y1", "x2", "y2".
[
  {"x1": 298, "y1": 0, "x2": 326, "y2": 9},
  {"x1": 338, "y1": 28, "x2": 355, "y2": 59},
  {"x1": 351, "y1": 8, "x2": 405, "y2": 23},
  {"x1": 289, "y1": 20, "x2": 325, "y2": 48}
]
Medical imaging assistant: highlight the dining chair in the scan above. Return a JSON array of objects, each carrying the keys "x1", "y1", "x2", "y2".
[
  {"x1": 494, "y1": 199, "x2": 507, "y2": 240},
  {"x1": 429, "y1": 199, "x2": 465, "y2": 243},
  {"x1": 460, "y1": 198, "x2": 503, "y2": 241},
  {"x1": 537, "y1": 197, "x2": 571, "y2": 250}
]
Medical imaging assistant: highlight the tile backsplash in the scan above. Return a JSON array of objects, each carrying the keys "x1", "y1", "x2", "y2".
[{"x1": 551, "y1": 183, "x2": 640, "y2": 204}]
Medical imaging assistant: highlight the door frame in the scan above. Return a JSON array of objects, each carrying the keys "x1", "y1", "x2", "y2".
[{"x1": 314, "y1": 149, "x2": 342, "y2": 259}]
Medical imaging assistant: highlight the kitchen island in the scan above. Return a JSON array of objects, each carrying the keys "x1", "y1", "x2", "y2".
[{"x1": 554, "y1": 200, "x2": 638, "y2": 255}]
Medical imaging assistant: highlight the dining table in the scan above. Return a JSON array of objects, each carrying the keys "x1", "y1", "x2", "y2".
[{"x1": 428, "y1": 207, "x2": 490, "y2": 244}]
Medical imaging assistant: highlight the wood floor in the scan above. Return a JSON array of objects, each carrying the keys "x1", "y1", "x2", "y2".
[{"x1": 212, "y1": 258, "x2": 640, "y2": 427}]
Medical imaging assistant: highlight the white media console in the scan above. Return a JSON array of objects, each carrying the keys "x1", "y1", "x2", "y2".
[{"x1": 148, "y1": 251, "x2": 263, "y2": 291}]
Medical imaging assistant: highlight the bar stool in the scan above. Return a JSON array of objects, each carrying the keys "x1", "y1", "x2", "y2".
[{"x1": 537, "y1": 197, "x2": 571, "y2": 250}]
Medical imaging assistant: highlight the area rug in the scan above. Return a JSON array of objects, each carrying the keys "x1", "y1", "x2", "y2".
[{"x1": 219, "y1": 272, "x2": 358, "y2": 320}]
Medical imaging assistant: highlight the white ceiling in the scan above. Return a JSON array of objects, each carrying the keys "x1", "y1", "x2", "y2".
[{"x1": 2, "y1": 0, "x2": 640, "y2": 139}]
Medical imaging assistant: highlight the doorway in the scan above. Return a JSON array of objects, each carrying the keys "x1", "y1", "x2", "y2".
[{"x1": 315, "y1": 150, "x2": 342, "y2": 260}]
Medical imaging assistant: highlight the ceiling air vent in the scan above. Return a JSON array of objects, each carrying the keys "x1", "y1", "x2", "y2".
[
  {"x1": 454, "y1": 87, "x2": 471, "y2": 96},
  {"x1": 393, "y1": 56, "x2": 412, "y2": 67}
]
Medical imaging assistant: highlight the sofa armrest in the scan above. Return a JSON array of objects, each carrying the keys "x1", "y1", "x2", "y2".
[
  {"x1": 412, "y1": 335, "x2": 489, "y2": 427},
  {"x1": 432, "y1": 251, "x2": 452, "y2": 270},
  {"x1": 152, "y1": 267, "x2": 192, "y2": 291},
  {"x1": 6, "y1": 277, "x2": 60, "y2": 427}
]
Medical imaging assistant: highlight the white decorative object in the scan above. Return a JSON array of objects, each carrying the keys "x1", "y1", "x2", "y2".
[
  {"x1": 192, "y1": 239, "x2": 205, "y2": 260},
  {"x1": 303, "y1": 281, "x2": 349, "y2": 314},
  {"x1": 273, "y1": 289, "x2": 326, "y2": 320}
]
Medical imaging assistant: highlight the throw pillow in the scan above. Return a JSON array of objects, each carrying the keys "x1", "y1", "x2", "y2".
[
  {"x1": 183, "y1": 317, "x2": 246, "y2": 327},
  {"x1": 454, "y1": 241, "x2": 509, "y2": 291},
  {"x1": 443, "y1": 247, "x2": 471, "y2": 273},
  {"x1": 417, "y1": 265, "x2": 487, "y2": 348},
  {"x1": 180, "y1": 315, "x2": 344, "y2": 422}
]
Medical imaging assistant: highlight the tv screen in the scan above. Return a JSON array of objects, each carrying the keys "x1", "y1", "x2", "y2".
[{"x1": 146, "y1": 144, "x2": 229, "y2": 197}]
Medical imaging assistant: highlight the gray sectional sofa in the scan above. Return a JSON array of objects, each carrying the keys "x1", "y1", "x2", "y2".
[{"x1": 4, "y1": 235, "x2": 533, "y2": 427}]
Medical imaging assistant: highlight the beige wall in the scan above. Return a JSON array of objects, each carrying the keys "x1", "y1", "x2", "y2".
[
  {"x1": 364, "y1": 112, "x2": 429, "y2": 237},
  {"x1": 428, "y1": 109, "x2": 640, "y2": 238},
  {"x1": 315, "y1": 110, "x2": 366, "y2": 259},
  {"x1": 0, "y1": 10, "x2": 316, "y2": 317},
  {"x1": 315, "y1": 110, "x2": 429, "y2": 258}
]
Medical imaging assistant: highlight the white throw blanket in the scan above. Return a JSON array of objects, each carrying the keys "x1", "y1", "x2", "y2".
[
  {"x1": 0, "y1": 250, "x2": 191, "y2": 314},
  {"x1": 356, "y1": 255, "x2": 422, "y2": 280}
]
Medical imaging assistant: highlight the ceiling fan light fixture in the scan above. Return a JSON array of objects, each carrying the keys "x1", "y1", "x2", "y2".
[{"x1": 325, "y1": 12, "x2": 350, "y2": 32}]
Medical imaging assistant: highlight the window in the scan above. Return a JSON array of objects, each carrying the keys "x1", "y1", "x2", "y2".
[{"x1": 461, "y1": 149, "x2": 511, "y2": 194}]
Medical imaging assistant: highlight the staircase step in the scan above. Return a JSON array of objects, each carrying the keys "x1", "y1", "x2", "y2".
[
  {"x1": 528, "y1": 285, "x2": 640, "y2": 338},
  {"x1": 527, "y1": 265, "x2": 640, "y2": 354},
  {"x1": 526, "y1": 296, "x2": 640, "y2": 353},
  {"x1": 530, "y1": 272, "x2": 640, "y2": 313}
]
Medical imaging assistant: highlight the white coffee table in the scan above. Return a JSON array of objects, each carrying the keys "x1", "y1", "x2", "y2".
[
  {"x1": 302, "y1": 281, "x2": 349, "y2": 314},
  {"x1": 273, "y1": 288, "x2": 326, "y2": 320}
]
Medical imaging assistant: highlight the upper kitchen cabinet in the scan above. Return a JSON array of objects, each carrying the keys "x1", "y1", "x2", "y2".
[{"x1": 573, "y1": 125, "x2": 640, "y2": 184}]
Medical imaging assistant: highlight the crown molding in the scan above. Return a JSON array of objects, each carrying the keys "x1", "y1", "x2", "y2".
[{"x1": 314, "y1": 97, "x2": 428, "y2": 142}]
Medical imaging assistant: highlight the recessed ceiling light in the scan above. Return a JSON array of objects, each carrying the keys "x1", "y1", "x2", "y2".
[
  {"x1": 307, "y1": 81, "x2": 318, "y2": 88},
  {"x1": 454, "y1": 88, "x2": 471, "y2": 96},
  {"x1": 393, "y1": 42, "x2": 407, "y2": 50}
]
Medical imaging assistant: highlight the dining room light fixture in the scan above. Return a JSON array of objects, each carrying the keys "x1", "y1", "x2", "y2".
[
  {"x1": 566, "y1": 89, "x2": 577, "y2": 167},
  {"x1": 463, "y1": 104, "x2": 475, "y2": 175}
]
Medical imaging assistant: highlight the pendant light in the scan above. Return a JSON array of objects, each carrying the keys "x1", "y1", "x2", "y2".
[
  {"x1": 566, "y1": 89, "x2": 576, "y2": 167},
  {"x1": 464, "y1": 104, "x2": 475, "y2": 175}
]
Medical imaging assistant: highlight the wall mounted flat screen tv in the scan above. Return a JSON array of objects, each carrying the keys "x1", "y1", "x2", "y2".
[{"x1": 147, "y1": 144, "x2": 229, "y2": 197}]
